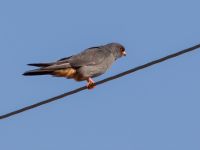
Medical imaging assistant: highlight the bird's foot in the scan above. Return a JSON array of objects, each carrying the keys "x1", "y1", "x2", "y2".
[{"x1": 87, "y1": 78, "x2": 96, "y2": 89}]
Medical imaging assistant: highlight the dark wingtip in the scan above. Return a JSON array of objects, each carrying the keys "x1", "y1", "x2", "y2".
[
  {"x1": 27, "y1": 63, "x2": 42, "y2": 67},
  {"x1": 27, "y1": 64, "x2": 35, "y2": 66},
  {"x1": 27, "y1": 63, "x2": 52, "y2": 67},
  {"x1": 23, "y1": 72, "x2": 32, "y2": 76}
]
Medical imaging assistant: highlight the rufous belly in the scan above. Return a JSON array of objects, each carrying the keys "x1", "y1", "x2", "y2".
[{"x1": 53, "y1": 68, "x2": 76, "y2": 78}]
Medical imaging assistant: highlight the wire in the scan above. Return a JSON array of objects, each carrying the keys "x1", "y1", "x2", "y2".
[{"x1": 1, "y1": 43, "x2": 200, "y2": 120}]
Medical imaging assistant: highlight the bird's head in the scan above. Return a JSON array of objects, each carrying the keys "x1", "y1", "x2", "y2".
[{"x1": 105, "y1": 43, "x2": 126, "y2": 60}]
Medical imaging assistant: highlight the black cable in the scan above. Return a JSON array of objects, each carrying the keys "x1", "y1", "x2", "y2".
[{"x1": 1, "y1": 43, "x2": 200, "y2": 120}]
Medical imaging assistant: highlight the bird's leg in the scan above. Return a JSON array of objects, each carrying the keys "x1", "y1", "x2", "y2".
[{"x1": 86, "y1": 77, "x2": 96, "y2": 89}]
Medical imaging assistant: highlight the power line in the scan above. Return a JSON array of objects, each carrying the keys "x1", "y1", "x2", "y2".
[{"x1": 1, "y1": 43, "x2": 200, "y2": 120}]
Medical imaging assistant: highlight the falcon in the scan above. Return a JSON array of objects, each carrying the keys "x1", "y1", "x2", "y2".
[{"x1": 23, "y1": 43, "x2": 126, "y2": 89}]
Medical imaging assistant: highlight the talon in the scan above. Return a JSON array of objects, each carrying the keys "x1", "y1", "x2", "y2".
[
  {"x1": 87, "y1": 83, "x2": 95, "y2": 89},
  {"x1": 87, "y1": 78, "x2": 96, "y2": 89}
]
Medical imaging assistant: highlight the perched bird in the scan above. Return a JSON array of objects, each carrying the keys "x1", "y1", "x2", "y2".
[{"x1": 23, "y1": 43, "x2": 126, "y2": 89}]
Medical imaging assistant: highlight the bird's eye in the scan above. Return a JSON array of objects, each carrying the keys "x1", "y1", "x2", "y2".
[
  {"x1": 119, "y1": 46, "x2": 126, "y2": 56},
  {"x1": 120, "y1": 47, "x2": 125, "y2": 52}
]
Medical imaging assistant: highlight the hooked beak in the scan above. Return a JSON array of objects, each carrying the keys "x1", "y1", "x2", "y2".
[{"x1": 122, "y1": 51, "x2": 127, "y2": 56}]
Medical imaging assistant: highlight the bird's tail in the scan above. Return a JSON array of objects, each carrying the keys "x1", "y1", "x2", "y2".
[
  {"x1": 23, "y1": 69, "x2": 53, "y2": 76},
  {"x1": 23, "y1": 62, "x2": 53, "y2": 76},
  {"x1": 23, "y1": 62, "x2": 74, "y2": 77}
]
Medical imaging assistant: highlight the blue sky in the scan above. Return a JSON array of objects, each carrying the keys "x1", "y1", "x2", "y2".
[{"x1": 0, "y1": 0, "x2": 200, "y2": 149}]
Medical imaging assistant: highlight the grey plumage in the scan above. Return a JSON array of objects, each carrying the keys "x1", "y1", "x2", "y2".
[{"x1": 23, "y1": 43, "x2": 126, "y2": 83}]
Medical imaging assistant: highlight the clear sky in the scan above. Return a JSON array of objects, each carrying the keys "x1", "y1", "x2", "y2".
[{"x1": 0, "y1": 0, "x2": 200, "y2": 149}]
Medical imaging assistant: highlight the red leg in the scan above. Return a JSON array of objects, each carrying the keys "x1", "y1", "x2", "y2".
[{"x1": 86, "y1": 77, "x2": 96, "y2": 89}]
